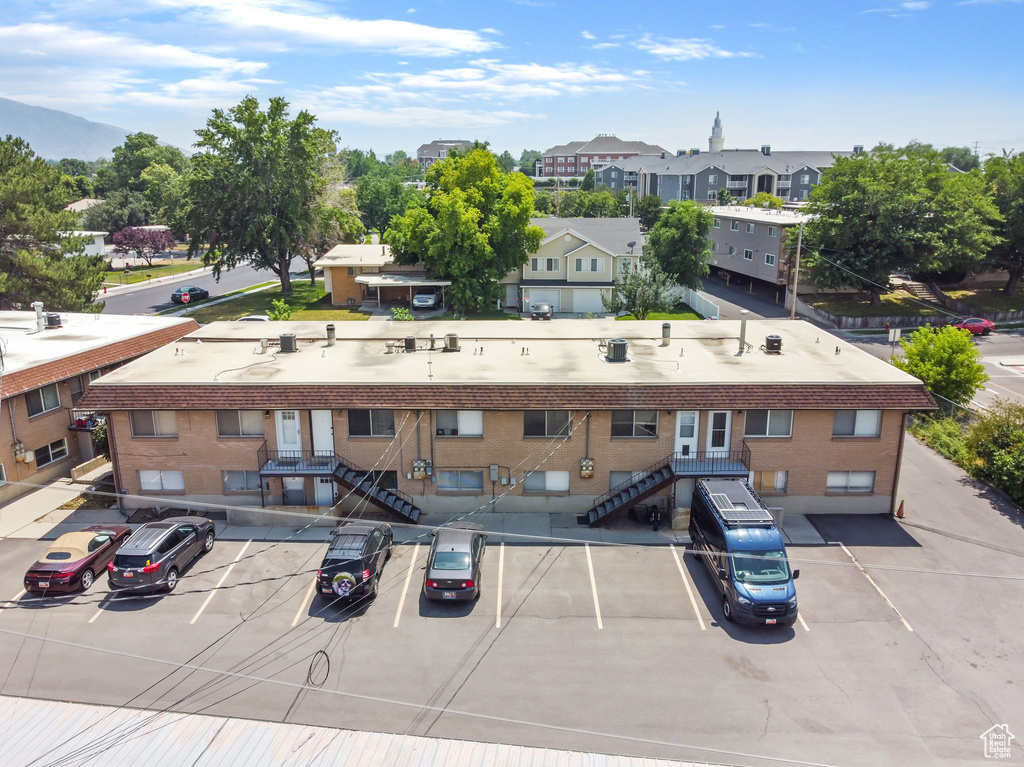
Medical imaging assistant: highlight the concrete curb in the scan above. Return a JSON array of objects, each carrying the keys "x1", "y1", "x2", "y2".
[{"x1": 100, "y1": 264, "x2": 213, "y2": 298}]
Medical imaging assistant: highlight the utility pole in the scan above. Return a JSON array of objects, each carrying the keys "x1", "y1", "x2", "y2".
[{"x1": 788, "y1": 222, "x2": 803, "y2": 320}]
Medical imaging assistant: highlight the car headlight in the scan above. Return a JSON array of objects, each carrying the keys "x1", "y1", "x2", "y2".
[
  {"x1": 788, "y1": 596, "x2": 798, "y2": 607},
  {"x1": 736, "y1": 596, "x2": 752, "y2": 607}
]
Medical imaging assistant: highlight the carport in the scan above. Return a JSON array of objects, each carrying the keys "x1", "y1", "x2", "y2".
[{"x1": 354, "y1": 274, "x2": 451, "y2": 309}]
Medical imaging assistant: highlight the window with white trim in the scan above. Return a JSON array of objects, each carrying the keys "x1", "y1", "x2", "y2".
[
  {"x1": 708, "y1": 174, "x2": 718, "y2": 185},
  {"x1": 712, "y1": 242, "x2": 720, "y2": 252},
  {"x1": 348, "y1": 409, "x2": 395, "y2": 437},
  {"x1": 618, "y1": 258, "x2": 633, "y2": 275},
  {"x1": 138, "y1": 469, "x2": 185, "y2": 492},
  {"x1": 730, "y1": 221, "x2": 740, "y2": 231},
  {"x1": 799, "y1": 190, "x2": 809, "y2": 199},
  {"x1": 610, "y1": 410, "x2": 658, "y2": 437},
  {"x1": 765, "y1": 253, "x2": 776, "y2": 266},
  {"x1": 681, "y1": 190, "x2": 691, "y2": 199},
  {"x1": 800, "y1": 174, "x2": 810, "y2": 185},
  {"x1": 753, "y1": 470, "x2": 788, "y2": 493},
  {"x1": 826, "y1": 470, "x2": 875, "y2": 493},
  {"x1": 524, "y1": 410, "x2": 570, "y2": 437},
  {"x1": 778, "y1": 174, "x2": 791, "y2": 185},
  {"x1": 744, "y1": 409, "x2": 793, "y2": 437},
  {"x1": 523, "y1": 470, "x2": 570, "y2": 493},
  {"x1": 767, "y1": 226, "x2": 778, "y2": 237},
  {"x1": 68, "y1": 376, "x2": 85, "y2": 405},
  {"x1": 35, "y1": 438, "x2": 68, "y2": 468},
  {"x1": 713, "y1": 218, "x2": 721, "y2": 229},
  {"x1": 743, "y1": 249, "x2": 753, "y2": 260},
  {"x1": 131, "y1": 411, "x2": 178, "y2": 437},
  {"x1": 437, "y1": 469, "x2": 484, "y2": 492},
  {"x1": 729, "y1": 246, "x2": 737, "y2": 256},
  {"x1": 26, "y1": 384, "x2": 60, "y2": 417},
  {"x1": 436, "y1": 410, "x2": 483, "y2": 437},
  {"x1": 682, "y1": 175, "x2": 692, "y2": 184},
  {"x1": 746, "y1": 223, "x2": 756, "y2": 234},
  {"x1": 833, "y1": 409, "x2": 881, "y2": 437},
  {"x1": 222, "y1": 470, "x2": 261, "y2": 492},
  {"x1": 575, "y1": 257, "x2": 605, "y2": 273},
  {"x1": 0, "y1": 462, "x2": 6, "y2": 485},
  {"x1": 707, "y1": 189, "x2": 718, "y2": 200},
  {"x1": 216, "y1": 410, "x2": 264, "y2": 437}
]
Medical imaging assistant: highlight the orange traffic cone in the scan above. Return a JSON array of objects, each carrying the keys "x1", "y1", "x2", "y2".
[{"x1": 895, "y1": 500, "x2": 905, "y2": 519}]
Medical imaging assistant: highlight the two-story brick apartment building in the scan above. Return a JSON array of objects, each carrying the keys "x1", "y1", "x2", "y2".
[
  {"x1": 538, "y1": 136, "x2": 669, "y2": 179},
  {"x1": 0, "y1": 309, "x2": 198, "y2": 505},
  {"x1": 79, "y1": 319, "x2": 932, "y2": 527},
  {"x1": 707, "y1": 206, "x2": 811, "y2": 290}
]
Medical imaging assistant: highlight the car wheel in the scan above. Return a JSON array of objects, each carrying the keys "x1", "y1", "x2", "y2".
[
  {"x1": 165, "y1": 568, "x2": 179, "y2": 593},
  {"x1": 982, "y1": 327, "x2": 992, "y2": 335},
  {"x1": 722, "y1": 597, "x2": 734, "y2": 623},
  {"x1": 203, "y1": 530, "x2": 215, "y2": 553},
  {"x1": 369, "y1": 576, "x2": 379, "y2": 600},
  {"x1": 384, "y1": 545, "x2": 392, "y2": 563},
  {"x1": 80, "y1": 569, "x2": 95, "y2": 591}
]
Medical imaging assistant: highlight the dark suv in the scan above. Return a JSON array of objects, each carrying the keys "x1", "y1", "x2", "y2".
[
  {"x1": 108, "y1": 517, "x2": 216, "y2": 593},
  {"x1": 316, "y1": 522, "x2": 393, "y2": 602}
]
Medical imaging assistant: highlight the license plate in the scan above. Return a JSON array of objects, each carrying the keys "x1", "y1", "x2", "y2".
[
  {"x1": 443, "y1": 592, "x2": 456, "y2": 599},
  {"x1": 124, "y1": 572, "x2": 134, "y2": 578},
  {"x1": 765, "y1": 618, "x2": 777, "y2": 625},
  {"x1": 38, "y1": 581, "x2": 49, "y2": 588}
]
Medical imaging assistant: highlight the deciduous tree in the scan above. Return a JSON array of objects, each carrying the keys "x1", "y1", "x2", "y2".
[
  {"x1": 185, "y1": 96, "x2": 336, "y2": 294},
  {"x1": 741, "y1": 192, "x2": 784, "y2": 209},
  {"x1": 518, "y1": 149, "x2": 541, "y2": 177},
  {"x1": 646, "y1": 199, "x2": 713, "y2": 289},
  {"x1": 601, "y1": 255, "x2": 675, "y2": 319},
  {"x1": 636, "y1": 194, "x2": 664, "y2": 230},
  {"x1": 984, "y1": 152, "x2": 1024, "y2": 293},
  {"x1": 112, "y1": 226, "x2": 176, "y2": 266},
  {"x1": 356, "y1": 167, "x2": 415, "y2": 236},
  {"x1": 893, "y1": 324, "x2": 987, "y2": 407},
  {"x1": 384, "y1": 148, "x2": 542, "y2": 313}
]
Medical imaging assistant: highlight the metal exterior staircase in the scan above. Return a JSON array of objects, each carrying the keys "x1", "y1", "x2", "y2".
[{"x1": 333, "y1": 462, "x2": 422, "y2": 524}]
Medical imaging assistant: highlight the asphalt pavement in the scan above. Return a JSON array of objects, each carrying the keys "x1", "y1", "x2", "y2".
[{"x1": 98, "y1": 263, "x2": 267, "y2": 315}]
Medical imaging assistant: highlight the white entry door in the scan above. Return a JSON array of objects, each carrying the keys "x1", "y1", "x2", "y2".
[
  {"x1": 315, "y1": 477, "x2": 336, "y2": 507},
  {"x1": 675, "y1": 411, "x2": 699, "y2": 457},
  {"x1": 275, "y1": 410, "x2": 302, "y2": 453},
  {"x1": 311, "y1": 410, "x2": 333, "y2": 454},
  {"x1": 706, "y1": 411, "x2": 732, "y2": 456}
]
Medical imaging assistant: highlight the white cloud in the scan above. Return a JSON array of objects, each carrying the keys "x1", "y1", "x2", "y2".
[
  {"x1": 634, "y1": 35, "x2": 757, "y2": 61},
  {"x1": 581, "y1": 30, "x2": 596, "y2": 39},
  {"x1": 957, "y1": 0, "x2": 1021, "y2": 4},
  {"x1": 902, "y1": 1, "x2": 930, "y2": 9},
  {"x1": 592, "y1": 43, "x2": 621, "y2": 49},
  {"x1": 309, "y1": 103, "x2": 535, "y2": 129}
]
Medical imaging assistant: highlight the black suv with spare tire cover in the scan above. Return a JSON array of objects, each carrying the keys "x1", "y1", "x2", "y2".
[{"x1": 316, "y1": 522, "x2": 394, "y2": 602}]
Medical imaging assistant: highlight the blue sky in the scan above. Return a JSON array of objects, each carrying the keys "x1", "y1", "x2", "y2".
[{"x1": 1, "y1": 0, "x2": 1023, "y2": 157}]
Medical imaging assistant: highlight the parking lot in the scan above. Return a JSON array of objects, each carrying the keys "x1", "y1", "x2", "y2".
[{"x1": 2, "y1": 438, "x2": 1023, "y2": 767}]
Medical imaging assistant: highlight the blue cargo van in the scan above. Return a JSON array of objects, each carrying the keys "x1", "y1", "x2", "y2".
[{"x1": 689, "y1": 478, "x2": 799, "y2": 627}]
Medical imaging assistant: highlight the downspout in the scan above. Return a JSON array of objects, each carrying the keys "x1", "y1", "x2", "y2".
[
  {"x1": 890, "y1": 411, "x2": 908, "y2": 516},
  {"x1": 106, "y1": 410, "x2": 125, "y2": 517},
  {"x1": 6, "y1": 396, "x2": 25, "y2": 488}
]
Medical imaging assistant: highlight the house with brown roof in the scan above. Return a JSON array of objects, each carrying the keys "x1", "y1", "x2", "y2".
[
  {"x1": 79, "y1": 318, "x2": 932, "y2": 526},
  {"x1": 0, "y1": 307, "x2": 198, "y2": 505},
  {"x1": 538, "y1": 135, "x2": 671, "y2": 179}
]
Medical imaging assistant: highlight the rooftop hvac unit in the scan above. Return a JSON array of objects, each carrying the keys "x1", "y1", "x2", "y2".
[
  {"x1": 45, "y1": 313, "x2": 62, "y2": 329},
  {"x1": 765, "y1": 335, "x2": 783, "y2": 354},
  {"x1": 404, "y1": 336, "x2": 417, "y2": 352},
  {"x1": 279, "y1": 333, "x2": 297, "y2": 353},
  {"x1": 606, "y1": 338, "x2": 628, "y2": 362},
  {"x1": 444, "y1": 333, "x2": 460, "y2": 352}
]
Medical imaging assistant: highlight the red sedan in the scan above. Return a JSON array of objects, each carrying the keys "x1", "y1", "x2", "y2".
[
  {"x1": 24, "y1": 525, "x2": 133, "y2": 594},
  {"x1": 950, "y1": 317, "x2": 995, "y2": 336}
]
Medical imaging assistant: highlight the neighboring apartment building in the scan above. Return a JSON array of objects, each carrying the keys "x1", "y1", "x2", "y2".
[
  {"x1": 538, "y1": 135, "x2": 670, "y2": 179},
  {"x1": 314, "y1": 243, "x2": 450, "y2": 308},
  {"x1": 512, "y1": 217, "x2": 643, "y2": 315},
  {"x1": 592, "y1": 155, "x2": 659, "y2": 192},
  {"x1": 416, "y1": 140, "x2": 475, "y2": 170},
  {"x1": 637, "y1": 145, "x2": 859, "y2": 205},
  {"x1": 0, "y1": 309, "x2": 198, "y2": 505},
  {"x1": 707, "y1": 206, "x2": 811, "y2": 288},
  {"x1": 79, "y1": 319, "x2": 933, "y2": 527}
]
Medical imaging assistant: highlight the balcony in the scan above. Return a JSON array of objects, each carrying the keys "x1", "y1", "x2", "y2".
[
  {"x1": 670, "y1": 445, "x2": 751, "y2": 476},
  {"x1": 257, "y1": 442, "x2": 339, "y2": 476},
  {"x1": 726, "y1": 181, "x2": 749, "y2": 190},
  {"x1": 68, "y1": 409, "x2": 106, "y2": 432}
]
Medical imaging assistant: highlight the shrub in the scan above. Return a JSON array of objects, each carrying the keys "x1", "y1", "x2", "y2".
[{"x1": 391, "y1": 306, "x2": 414, "y2": 321}]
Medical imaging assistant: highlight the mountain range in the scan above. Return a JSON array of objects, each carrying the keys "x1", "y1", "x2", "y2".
[{"x1": 0, "y1": 97, "x2": 132, "y2": 160}]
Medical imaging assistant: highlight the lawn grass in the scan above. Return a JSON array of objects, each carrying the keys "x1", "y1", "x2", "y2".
[
  {"x1": 181, "y1": 280, "x2": 371, "y2": 323},
  {"x1": 941, "y1": 282, "x2": 1022, "y2": 314},
  {"x1": 805, "y1": 291, "x2": 948, "y2": 318},
  {"x1": 615, "y1": 309, "x2": 702, "y2": 321},
  {"x1": 102, "y1": 259, "x2": 202, "y2": 285}
]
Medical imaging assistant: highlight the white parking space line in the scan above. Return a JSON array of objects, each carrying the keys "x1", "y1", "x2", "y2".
[
  {"x1": 495, "y1": 542, "x2": 505, "y2": 630},
  {"x1": 837, "y1": 542, "x2": 913, "y2": 632},
  {"x1": 670, "y1": 545, "x2": 705, "y2": 631},
  {"x1": 584, "y1": 543, "x2": 603, "y2": 630},
  {"x1": 88, "y1": 599, "x2": 107, "y2": 624},
  {"x1": 393, "y1": 543, "x2": 420, "y2": 629},
  {"x1": 2, "y1": 590, "x2": 26, "y2": 611},
  {"x1": 292, "y1": 580, "x2": 316, "y2": 627},
  {"x1": 797, "y1": 612, "x2": 810, "y2": 632},
  {"x1": 189, "y1": 540, "x2": 251, "y2": 625}
]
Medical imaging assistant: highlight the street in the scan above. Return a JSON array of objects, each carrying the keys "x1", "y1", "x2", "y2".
[{"x1": 98, "y1": 263, "x2": 268, "y2": 315}]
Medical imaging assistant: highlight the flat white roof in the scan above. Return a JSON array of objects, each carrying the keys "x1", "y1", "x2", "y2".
[
  {"x1": 354, "y1": 275, "x2": 451, "y2": 287},
  {"x1": 313, "y1": 243, "x2": 393, "y2": 268},
  {"x1": 93, "y1": 318, "x2": 917, "y2": 388},
  {"x1": 706, "y1": 206, "x2": 811, "y2": 225}
]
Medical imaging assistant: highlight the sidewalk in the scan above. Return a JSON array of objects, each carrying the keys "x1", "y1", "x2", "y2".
[{"x1": 1, "y1": 476, "x2": 826, "y2": 545}]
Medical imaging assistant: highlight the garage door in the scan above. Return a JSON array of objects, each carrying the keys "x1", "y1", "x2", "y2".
[
  {"x1": 572, "y1": 289, "x2": 605, "y2": 314},
  {"x1": 527, "y1": 289, "x2": 560, "y2": 313}
]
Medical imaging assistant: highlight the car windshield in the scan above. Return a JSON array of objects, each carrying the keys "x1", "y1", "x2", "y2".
[
  {"x1": 432, "y1": 551, "x2": 471, "y2": 570},
  {"x1": 732, "y1": 550, "x2": 791, "y2": 584}
]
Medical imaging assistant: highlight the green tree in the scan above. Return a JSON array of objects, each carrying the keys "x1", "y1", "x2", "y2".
[
  {"x1": 518, "y1": 149, "x2": 541, "y2": 177},
  {"x1": 0, "y1": 136, "x2": 105, "y2": 310},
  {"x1": 55, "y1": 158, "x2": 91, "y2": 177},
  {"x1": 139, "y1": 162, "x2": 188, "y2": 234},
  {"x1": 185, "y1": 96, "x2": 336, "y2": 295},
  {"x1": 82, "y1": 188, "x2": 152, "y2": 232},
  {"x1": 110, "y1": 133, "x2": 187, "y2": 192},
  {"x1": 941, "y1": 146, "x2": 980, "y2": 172},
  {"x1": 267, "y1": 298, "x2": 292, "y2": 320},
  {"x1": 802, "y1": 148, "x2": 1000, "y2": 302},
  {"x1": 534, "y1": 189, "x2": 553, "y2": 215},
  {"x1": 717, "y1": 188, "x2": 733, "y2": 205},
  {"x1": 581, "y1": 169, "x2": 595, "y2": 192},
  {"x1": 892, "y1": 324, "x2": 988, "y2": 407},
  {"x1": 601, "y1": 255, "x2": 675, "y2": 319},
  {"x1": 342, "y1": 148, "x2": 382, "y2": 180},
  {"x1": 356, "y1": 167, "x2": 413, "y2": 236},
  {"x1": 636, "y1": 194, "x2": 664, "y2": 230},
  {"x1": 984, "y1": 152, "x2": 1024, "y2": 293},
  {"x1": 741, "y1": 192, "x2": 784, "y2": 209},
  {"x1": 91, "y1": 419, "x2": 110, "y2": 461},
  {"x1": 295, "y1": 189, "x2": 366, "y2": 284},
  {"x1": 646, "y1": 199, "x2": 713, "y2": 288},
  {"x1": 497, "y1": 150, "x2": 516, "y2": 173},
  {"x1": 965, "y1": 400, "x2": 1024, "y2": 506},
  {"x1": 384, "y1": 148, "x2": 543, "y2": 314}
]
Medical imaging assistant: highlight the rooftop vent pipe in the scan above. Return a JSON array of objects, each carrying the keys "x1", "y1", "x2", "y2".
[
  {"x1": 32, "y1": 301, "x2": 44, "y2": 333},
  {"x1": 279, "y1": 333, "x2": 297, "y2": 353},
  {"x1": 326, "y1": 324, "x2": 336, "y2": 347},
  {"x1": 738, "y1": 310, "x2": 749, "y2": 355},
  {"x1": 662, "y1": 322, "x2": 671, "y2": 347}
]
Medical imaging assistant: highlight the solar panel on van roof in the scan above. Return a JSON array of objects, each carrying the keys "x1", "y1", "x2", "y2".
[{"x1": 704, "y1": 486, "x2": 775, "y2": 525}]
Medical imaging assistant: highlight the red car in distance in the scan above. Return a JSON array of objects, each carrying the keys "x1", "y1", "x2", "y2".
[
  {"x1": 950, "y1": 317, "x2": 995, "y2": 336},
  {"x1": 24, "y1": 525, "x2": 133, "y2": 594}
]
